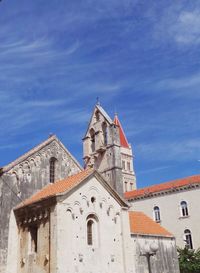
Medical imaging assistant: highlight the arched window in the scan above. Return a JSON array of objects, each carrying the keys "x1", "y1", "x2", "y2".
[
  {"x1": 95, "y1": 110, "x2": 100, "y2": 121},
  {"x1": 102, "y1": 122, "x2": 108, "y2": 145},
  {"x1": 86, "y1": 214, "x2": 98, "y2": 247},
  {"x1": 154, "y1": 206, "x2": 161, "y2": 222},
  {"x1": 90, "y1": 129, "x2": 95, "y2": 153},
  {"x1": 181, "y1": 201, "x2": 189, "y2": 217},
  {"x1": 49, "y1": 157, "x2": 57, "y2": 183},
  {"x1": 184, "y1": 229, "x2": 193, "y2": 249},
  {"x1": 87, "y1": 220, "x2": 93, "y2": 245}
]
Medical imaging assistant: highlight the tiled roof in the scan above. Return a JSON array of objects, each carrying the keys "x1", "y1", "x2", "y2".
[
  {"x1": 125, "y1": 174, "x2": 200, "y2": 200},
  {"x1": 16, "y1": 168, "x2": 93, "y2": 209},
  {"x1": 113, "y1": 114, "x2": 129, "y2": 148},
  {"x1": 129, "y1": 211, "x2": 173, "y2": 237}
]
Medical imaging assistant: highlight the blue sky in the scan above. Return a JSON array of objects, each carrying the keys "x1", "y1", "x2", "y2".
[{"x1": 0, "y1": 0, "x2": 199, "y2": 188}]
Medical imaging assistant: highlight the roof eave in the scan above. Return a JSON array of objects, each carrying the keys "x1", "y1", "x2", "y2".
[{"x1": 130, "y1": 232, "x2": 174, "y2": 238}]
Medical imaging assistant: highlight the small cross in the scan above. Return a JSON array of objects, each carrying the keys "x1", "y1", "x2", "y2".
[{"x1": 96, "y1": 97, "x2": 100, "y2": 105}]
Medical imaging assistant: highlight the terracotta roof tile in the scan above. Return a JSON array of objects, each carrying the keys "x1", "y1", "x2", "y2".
[
  {"x1": 129, "y1": 211, "x2": 172, "y2": 237},
  {"x1": 16, "y1": 168, "x2": 93, "y2": 209},
  {"x1": 113, "y1": 115, "x2": 129, "y2": 148},
  {"x1": 125, "y1": 174, "x2": 200, "y2": 200}
]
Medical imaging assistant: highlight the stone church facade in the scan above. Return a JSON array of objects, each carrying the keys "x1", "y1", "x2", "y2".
[
  {"x1": 0, "y1": 136, "x2": 81, "y2": 273},
  {"x1": 7, "y1": 169, "x2": 179, "y2": 273},
  {"x1": 1, "y1": 104, "x2": 180, "y2": 273}
]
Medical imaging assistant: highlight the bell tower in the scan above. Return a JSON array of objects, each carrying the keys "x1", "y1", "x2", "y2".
[{"x1": 83, "y1": 103, "x2": 136, "y2": 196}]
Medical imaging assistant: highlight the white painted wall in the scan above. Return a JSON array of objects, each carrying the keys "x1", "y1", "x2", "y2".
[
  {"x1": 130, "y1": 187, "x2": 200, "y2": 249},
  {"x1": 54, "y1": 176, "x2": 134, "y2": 273}
]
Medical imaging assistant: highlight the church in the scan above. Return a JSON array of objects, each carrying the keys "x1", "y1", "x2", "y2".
[{"x1": 1, "y1": 104, "x2": 180, "y2": 273}]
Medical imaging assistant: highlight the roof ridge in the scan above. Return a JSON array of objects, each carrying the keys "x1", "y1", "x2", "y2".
[
  {"x1": 3, "y1": 135, "x2": 82, "y2": 172},
  {"x1": 125, "y1": 174, "x2": 200, "y2": 199},
  {"x1": 3, "y1": 135, "x2": 57, "y2": 171}
]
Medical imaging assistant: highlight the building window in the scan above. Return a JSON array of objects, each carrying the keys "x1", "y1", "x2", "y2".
[
  {"x1": 87, "y1": 220, "x2": 93, "y2": 245},
  {"x1": 95, "y1": 110, "x2": 100, "y2": 121},
  {"x1": 154, "y1": 206, "x2": 161, "y2": 222},
  {"x1": 130, "y1": 182, "x2": 133, "y2": 191},
  {"x1": 184, "y1": 229, "x2": 193, "y2": 249},
  {"x1": 49, "y1": 157, "x2": 57, "y2": 183},
  {"x1": 90, "y1": 129, "x2": 95, "y2": 153},
  {"x1": 127, "y1": 162, "x2": 131, "y2": 171},
  {"x1": 102, "y1": 122, "x2": 108, "y2": 145},
  {"x1": 124, "y1": 181, "x2": 128, "y2": 192},
  {"x1": 180, "y1": 201, "x2": 189, "y2": 217},
  {"x1": 29, "y1": 225, "x2": 38, "y2": 253},
  {"x1": 122, "y1": 160, "x2": 126, "y2": 170},
  {"x1": 87, "y1": 214, "x2": 98, "y2": 247}
]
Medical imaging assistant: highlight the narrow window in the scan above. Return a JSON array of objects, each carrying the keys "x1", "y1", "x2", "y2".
[
  {"x1": 95, "y1": 111, "x2": 100, "y2": 121},
  {"x1": 127, "y1": 162, "x2": 131, "y2": 171},
  {"x1": 154, "y1": 206, "x2": 161, "y2": 222},
  {"x1": 50, "y1": 157, "x2": 57, "y2": 183},
  {"x1": 181, "y1": 201, "x2": 189, "y2": 217},
  {"x1": 87, "y1": 220, "x2": 93, "y2": 245},
  {"x1": 29, "y1": 225, "x2": 38, "y2": 253},
  {"x1": 130, "y1": 182, "x2": 133, "y2": 191},
  {"x1": 90, "y1": 129, "x2": 95, "y2": 153},
  {"x1": 184, "y1": 229, "x2": 193, "y2": 249},
  {"x1": 86, "y1": 214, "x2": 98, "y2": 247},
  {"x1": 124, "y1": 181, "x2": 128, "y2": 192},
  {"x1": 122, "y1": 160, "x2": 126, "y2": 170},
  {"x1": 102, "y1": 122, "x2": 108, "y2": 145}
]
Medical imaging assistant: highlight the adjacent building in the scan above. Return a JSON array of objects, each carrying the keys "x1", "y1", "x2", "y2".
[{"x1": 126, "y1": 175, "x2": 200, "y2": 250}]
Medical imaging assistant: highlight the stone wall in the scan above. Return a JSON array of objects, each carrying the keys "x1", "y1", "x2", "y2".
[
  {"x1": 83, "y1": 105, "x2": 123, "y2": 196},
  {"x1": 0, "y1": 136, "x2": 81, "y2": 273},
  {"x1": 131, "y1": 234, "x2": 180, "y2": 273}
]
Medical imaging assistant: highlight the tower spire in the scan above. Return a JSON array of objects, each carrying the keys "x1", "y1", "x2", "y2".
[{"x1": 113, "y1": 115, "x2": 129, "y2": 148}]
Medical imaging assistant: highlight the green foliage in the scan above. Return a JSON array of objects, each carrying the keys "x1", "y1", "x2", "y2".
[{"x1": 178, "y1": 247, "x2": 200, "y2": 273}]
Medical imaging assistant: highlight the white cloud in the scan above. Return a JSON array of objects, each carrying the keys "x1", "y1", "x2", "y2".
[
  {"x1": 173, "y1": 11, "x2": 200, "y2": 44},
  {"x1": 154, "y1": 4, "x2": 200, "y2": 46}
]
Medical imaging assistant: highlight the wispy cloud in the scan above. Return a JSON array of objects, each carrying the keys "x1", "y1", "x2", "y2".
[
  {"x1": 155, "y1": 72, "x2": 200, "y2": 95},
  {"x1": 137, "y1": 165, "x2": 173, "y2": 175},
  {"x1": 172, "y1": 11, "x2": 200, "y2": 45},
  {"x1": 0, "y1": 0, "x2": 199, "y2": 184},
  {"x1": 137, "y1": 139, "x2": 200, "y2": 162},
  {"x1": 153, "y1": 3, "x2": 200, "y2": 46}
]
